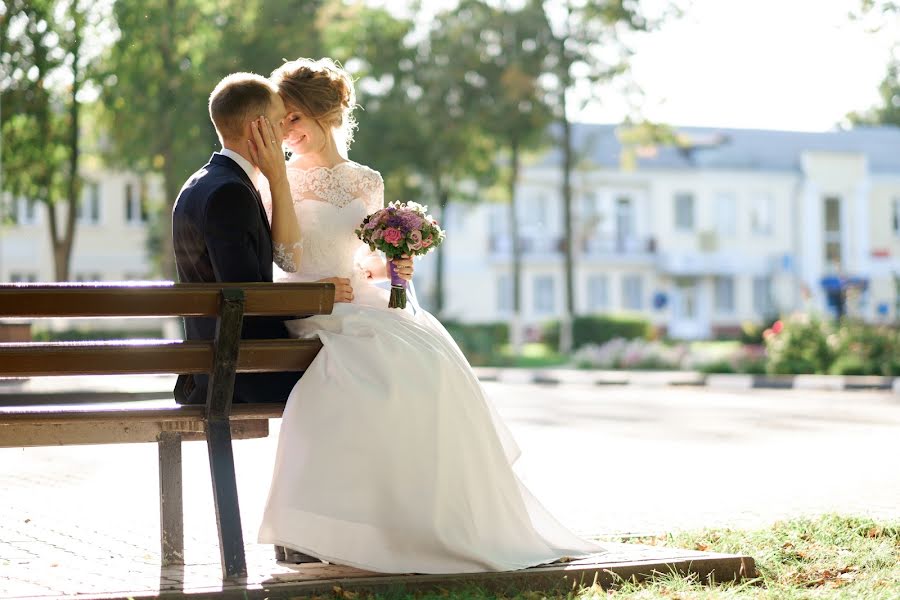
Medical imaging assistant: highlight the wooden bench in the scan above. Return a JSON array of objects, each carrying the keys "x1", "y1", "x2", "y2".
[{"x1": 0, "y1": 282, "x2": 334, "y2": 579}]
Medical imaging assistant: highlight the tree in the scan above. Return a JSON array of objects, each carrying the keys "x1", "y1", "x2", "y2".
[
  {"x1": 541, "y1": 0, "x2": 670, "y2": 353},
  {"x1": 452, "y1": 0, "x2": 554, "y2": 354},
  {"x1": 322, "y1": 1, "x2": 497, "y2": 316},
  {"x1": 1, "y1": 0, "x2": 105, "y2": 281},
  {"x1": 847, "y1": 60, "x2": 900, "y2": 127},
  {"x1": 100, "y1": 0, "x2": 239, "y2": 277}
]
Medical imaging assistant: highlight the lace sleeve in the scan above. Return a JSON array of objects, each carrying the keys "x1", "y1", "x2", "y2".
[
  {"x1": 366, "y1": 170, "x2": 385, "y2": 215},
  {"x1": 257, "y1": 175, "x2": 302, "y2": 273}
]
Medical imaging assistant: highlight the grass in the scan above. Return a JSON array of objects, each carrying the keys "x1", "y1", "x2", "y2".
[
  {"x1": 604, "y1": 514, "x2": 900, "y2": 599},
  {"x1": 490, "y1": 343, "x2": 570, "y2": 368},
  {"x1": 318, "y1": 515, "x2": 900, "y2": 599}
]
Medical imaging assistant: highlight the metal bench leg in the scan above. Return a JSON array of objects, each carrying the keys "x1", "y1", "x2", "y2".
[
  {"x1": 158, "y1": 431, "x2": 184, "y2": 566},
  {"x1": 207, "y1": 418, "x2": 247, "y2": 579}
]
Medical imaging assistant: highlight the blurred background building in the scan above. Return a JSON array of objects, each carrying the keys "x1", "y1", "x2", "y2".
[
  {"x1": 4, "y1": 124, "x2": 899, "y2": 340},
  {"x1": 414, "y1": 125, "x2": 900, "y2": 338}
]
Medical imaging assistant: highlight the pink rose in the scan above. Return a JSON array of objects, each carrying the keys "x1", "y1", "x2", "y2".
[
  {"x1": 383, "y1": 227, "x2": 403, "y2": 246},
  {"x1": 408, "y1": 230, "x2": 423, "y2": 251},
  {"x1": 372, "y1": 229, "x2": 384, "y2": 241},
  {"x1": 421, "y1": 235, "x2": 433, "y2": 248}
]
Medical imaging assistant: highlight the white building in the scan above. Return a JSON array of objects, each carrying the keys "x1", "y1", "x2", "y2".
[
  {"x1": 1, "y1": 167, "x2": 169, "y2": 335},
  {"x1": 1, "y1": 168, "x2": 159, "y2": 283},
  {"x1": 415, "y1": 125, "x2": 900, "y2": 338},
  {"x1": 3, "y1": 125, "x2": 899, "y2": 340}
]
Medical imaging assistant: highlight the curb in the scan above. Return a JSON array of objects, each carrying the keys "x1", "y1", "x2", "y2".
[
  {"x1": 472, "y1": 368, "x2": 899, "y2": 392},
  {"x1": 1, "y1": 370, "x2": 897, "y2": 407}
]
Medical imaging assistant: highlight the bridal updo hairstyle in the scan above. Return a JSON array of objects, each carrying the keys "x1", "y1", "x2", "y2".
[
  {"x1": 270, "y1": 57, "x2": 358, "y2": 152},
  {"x1": 208, "y1": 72, "x2": 278, "y2": 142}
]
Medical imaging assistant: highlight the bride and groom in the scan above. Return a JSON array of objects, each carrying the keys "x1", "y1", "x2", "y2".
[{"x1": 172, "y1": 57, "x2": 602, "y2": 574}]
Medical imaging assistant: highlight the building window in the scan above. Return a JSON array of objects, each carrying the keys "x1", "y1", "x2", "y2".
[
  {"x1": 750, "y1": 192, "x2": 774, "y2": 235},
  {"x1": 674, "y1": 193, "x2": 694, "y2": 231},
  {"x1": 9, "y1": 272, "x2": 38, "y2": 283},
  {"x1": 586, "y1": 274, "x2": 609, "y2": 312},
  {"x1": 622, "y1": 274, "x2": 644, "y2": 310},
  {"x1": 125, "y1": 182, "x2": 148, "y2": 225},
  {"x1": 8, "y1": 198, "x2": 39, "y2": 226},
  {"x1": 714, "y1": 276, "x2": 735, "y2": 314},
  {"x1": 615, "y1": 196, "x2": 636, "y2": 252},
  {"x1": 714, "y1": 192, "x2": 737, "y2": 237},
  {"x1": 823, "y1": 196, "x2": 842, "y2": 271},
  {"x1": 892, "y1": 197, "x2": 899, "y2": 237},
  {"x1": 533, "y1": 275, "x2": 555, "y2": 314},
  {"x1": 78, "y1": 182, "x2": 101, "y2": 224},
  {"x1": 497, "y1": 274, "x2": 513, "y2": 313},
  {"x1": 752, "y1": 276, "x2": 774, "y2": 316}
]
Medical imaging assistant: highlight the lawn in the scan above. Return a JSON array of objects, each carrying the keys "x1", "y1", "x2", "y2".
[{"x1": 341, "y1": 515, "x2": 899, "y2": 599}]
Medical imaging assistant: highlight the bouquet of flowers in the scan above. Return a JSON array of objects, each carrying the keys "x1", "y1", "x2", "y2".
[{"x1": 355, "y1": 201, "x2": 445, "y2": 309}]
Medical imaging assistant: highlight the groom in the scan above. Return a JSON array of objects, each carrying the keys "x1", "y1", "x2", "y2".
[
  {"x1": 172, "y1": 72, "x2": 302, "y2": 406},
  {"x1": 173, "y1": 72, "x2": 337, "y2": 565}
]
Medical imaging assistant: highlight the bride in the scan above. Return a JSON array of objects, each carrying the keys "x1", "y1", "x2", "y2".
[{"x1": 256, "y1": 57, "x2": 602, "y2": 574}]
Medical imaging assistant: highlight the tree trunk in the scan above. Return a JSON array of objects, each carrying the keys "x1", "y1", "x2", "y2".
[
  {"x1": 508, "y1": 139, "x2": 524, "y2": 355},
  {"x1": 157, "y1": 0, "x2": 179, "y2": 280},
  {"x1": 433, "y1": 184, "x2": 450, "y2": 318},
  {"x1": 159, "y1": 161, "x2": 180, "y2": 279},
  {"x1": 54, "y1": 3, "x2": 84, "y2": 283},
  {"x1": 559, "y1": 85, "x2": 575, "y2": 355}
]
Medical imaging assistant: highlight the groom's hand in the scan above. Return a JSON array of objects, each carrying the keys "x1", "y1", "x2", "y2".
[
  {"x1": 317, "y1": 277, "x2": 353, "y2": 303},
  {"x1": 248, "y1": 116, "x2": 286, "y2": 184}
]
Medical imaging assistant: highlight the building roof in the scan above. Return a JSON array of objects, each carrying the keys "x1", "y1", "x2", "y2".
[{"x1": 535, "y1": 124, "x2": 900, "y2": 173}]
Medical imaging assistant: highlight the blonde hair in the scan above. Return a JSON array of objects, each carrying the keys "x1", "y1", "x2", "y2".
[
  {"x1": 270, "y1": 57, "x2": 358, "y2": 152},
  {"x1": 209, "y1": 72, "x2": 277, "y2": 142}
]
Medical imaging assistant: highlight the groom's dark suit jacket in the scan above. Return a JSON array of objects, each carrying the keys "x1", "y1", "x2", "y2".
[{"x1": 172, "y1": 153, "x2": 302, "y2": 404}]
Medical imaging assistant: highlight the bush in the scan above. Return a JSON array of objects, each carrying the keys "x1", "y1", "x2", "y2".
[
  {"x1": 830, "y1": 320, "x2": 900, "y2": 376},
  {"x1": 699, "y1": 360, "x2": 736, "y2": 374},
  {"x1": 543, "y1": 314, "x2": 651, "y2": 350},
  {"x1": 764, "y1": 314, "x2": 834, "y2": 375},
  {"x1": 441, "y1": 321, "x2": 509, "y2": 366},
  {"x1": 740, "y1": 315, "x2": 780, "y2": 344},
  {"x1": 573, "y1": 338, "x2": 686, "y2": 370},
  {"x1": 764, "y1": 314, "x2": 900, "y2": 376},
  {"x1": 31, "y1": 328, "x2": 165, "y2": 342}
]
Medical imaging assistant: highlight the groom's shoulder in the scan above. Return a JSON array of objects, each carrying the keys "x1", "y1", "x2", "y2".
[{"x1": 178, "y1": 162, "x2": 253, "y2": 203}]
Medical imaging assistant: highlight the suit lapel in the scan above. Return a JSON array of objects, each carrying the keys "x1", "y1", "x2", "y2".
[{"x1": 209, "y1": 153, "x2": 273, "y2": 239}]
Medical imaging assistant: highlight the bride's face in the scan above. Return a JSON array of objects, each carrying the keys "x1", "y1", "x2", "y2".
[{"x1": 282, "y1": 108, "x2": 327, "y2": 155}]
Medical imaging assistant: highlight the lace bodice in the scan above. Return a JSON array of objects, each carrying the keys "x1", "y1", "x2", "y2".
[{"x1": 262, "y1": 161, "x2": 385, "y2": 280}]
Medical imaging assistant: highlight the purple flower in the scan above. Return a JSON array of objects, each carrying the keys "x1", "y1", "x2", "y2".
[{"x1": 400, "y1": 212, "x2": 425, "y2": 229}]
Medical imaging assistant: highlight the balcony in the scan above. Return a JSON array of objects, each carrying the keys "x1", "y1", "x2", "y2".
[{"x1": 488, "y1": 234, "x2": 656, "y2": 264}]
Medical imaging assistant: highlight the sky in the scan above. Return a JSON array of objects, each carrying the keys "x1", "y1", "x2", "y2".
[
  {"x1": 379, "y1": 0, "x2": 899, "y2": 132},
  {"x1": 580, "y1": 0, "x2": 900, "y2": 132}
]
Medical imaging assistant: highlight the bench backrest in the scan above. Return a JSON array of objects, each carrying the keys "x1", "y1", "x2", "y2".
[{"x1": 0, "y1": 282, "x2": 335, "y2": 416}]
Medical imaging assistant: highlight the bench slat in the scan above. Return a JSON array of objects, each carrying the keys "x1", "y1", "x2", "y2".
[
  {"x1": 0, "y1": 339, "x2": 322, "y2": 377},
  {"x1": 0, "y1": 403, "x2": 286, "y2": 424},
  {"x1": 0, "y1": 419, "x2": 271, "y2": 447},
  {"x1": 0, "y1": 282, "x2": 334, "y2": 318}
]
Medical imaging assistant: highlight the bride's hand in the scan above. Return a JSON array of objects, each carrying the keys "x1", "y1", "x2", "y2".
[
  {"x1": 391, "y1": 255, "x2": 414, "y2": 282},
  {"x1": 317, "y1": 277, "x2": 354, "y2": 303},
  {"x1": 248, "y1": 116, "x2": 286, "y2": 184}
]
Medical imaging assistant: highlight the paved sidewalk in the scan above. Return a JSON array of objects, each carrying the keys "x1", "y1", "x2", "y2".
[{"x1": 3, "y1": 382, "x2": 898, "y2": 598}]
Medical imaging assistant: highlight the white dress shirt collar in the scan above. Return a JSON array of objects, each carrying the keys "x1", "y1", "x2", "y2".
[{"x1": 217, "y1": 148, "x2": 258, "y2": 188}]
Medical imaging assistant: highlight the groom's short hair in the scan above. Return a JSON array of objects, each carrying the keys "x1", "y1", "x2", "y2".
[{"x1": 209, "y1": 72, "x2": 277, "y2": 142}]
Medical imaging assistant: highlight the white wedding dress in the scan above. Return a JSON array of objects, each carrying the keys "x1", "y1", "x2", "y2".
[{"x1": 257, "y1": 161, "x2": 602, "y2": 574}]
